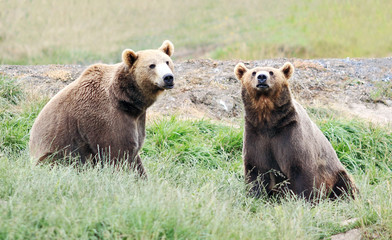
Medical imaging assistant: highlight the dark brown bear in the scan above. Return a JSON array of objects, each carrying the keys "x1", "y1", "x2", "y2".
[
  {"x1": 29, "y1": 40, "x2": 175, "y2": 178},
  {"x1": 234, "y1": 62, "x2": 356, "y2": 200}
]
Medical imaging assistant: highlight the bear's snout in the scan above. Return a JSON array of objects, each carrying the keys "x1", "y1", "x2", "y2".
[
  {"x1": 256, "y1": 73, "x2": 269, "y2": 89},
  {"x1": 163, "y1": 73, "x2": 174, "y2": 89}
]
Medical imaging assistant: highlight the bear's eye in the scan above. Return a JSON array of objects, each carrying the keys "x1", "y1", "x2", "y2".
[
  {"x1": 252, "y1": 71, "x2": 256, "y2": 77},
  {"x1": 166, "y1": 61, "x2": 170, "y2": 65},
  {"x1": 269, "y1": 71, "x2": 274, "y2": 76},
  {"x1": 149, "y1": 64, "x2": 156, "y2": 69}
]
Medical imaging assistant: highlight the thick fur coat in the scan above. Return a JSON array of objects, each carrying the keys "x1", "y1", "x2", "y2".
[
  {"x1": 29, "y1": 40, "x2": 175, "y2": 177},
  {"x1": 234, "y1": 62, "x2": 356, "y2": 200}
]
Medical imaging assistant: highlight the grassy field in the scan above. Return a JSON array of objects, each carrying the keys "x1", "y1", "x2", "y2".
[
  {"x1": 1, "y1": 0, "x2": 392, "y2": 64},
  {"x1": 1, "y1": 76, "x2": 392, "y2": 239},
  {"x1": 1, "y1": 1, "x2": 391, "y2": 238}
]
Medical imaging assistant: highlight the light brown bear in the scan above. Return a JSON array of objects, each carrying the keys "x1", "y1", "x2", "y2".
[
  {"x1": 29, "y1": 40, "x2": 175, "y2": 177},
  {"x1": 234, "y1": 62, "x2": 356, "y2": 200}
]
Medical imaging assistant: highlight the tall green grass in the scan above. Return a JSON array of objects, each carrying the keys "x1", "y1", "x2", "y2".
[
  {"x1": 0, "y1": 76, "x2": 47, "y2": 152},
  {"x1": 0, "y1": 76, "x2": 24, "y2": 106},
  {"x1": 1, "y1": 79, "x2": 392, "y2": 239},
  {"x1": 1, "y1": 0, "x2": 392, "y2": 64}
]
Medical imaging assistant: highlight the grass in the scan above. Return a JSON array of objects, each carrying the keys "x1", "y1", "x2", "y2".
[
  {"x1": 1, "y1": 78, "x2": 392, "y2": 239},
  {"x1": 0, "y1": 76, "x2": 24, "y2": 107},
  {"x1": 0, "y1": 76, "x2": 48, "y2": 152},
  {"x1": 1, "y1": 0, "x2": 392, "y2": 64},
  {"x1": 369, "y1": 80, "x2": 392, "y2": 103}
]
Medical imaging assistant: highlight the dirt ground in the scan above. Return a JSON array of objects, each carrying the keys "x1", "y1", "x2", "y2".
[{"x1": 1, "y1": 58, "x2": 391, "y2": 125}]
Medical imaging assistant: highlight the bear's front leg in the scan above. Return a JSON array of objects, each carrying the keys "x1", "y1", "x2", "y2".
[
  {"x1": 244, "y1": 164, "x2": 270, "y2": 198},
  {"x1": 133, "y1": 154, "x2": 147, "y2": 179},
  {"x1": 288, "y1": 165, "x2": 315, "y2": 200}
]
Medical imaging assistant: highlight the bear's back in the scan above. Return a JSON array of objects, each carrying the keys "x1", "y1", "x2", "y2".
[
  {"x1": 29, "y1": 63, "x2": 119, "y2": 161},
  {"x1": 291, "y1": 100, "x2": 344, "y2": 170}
]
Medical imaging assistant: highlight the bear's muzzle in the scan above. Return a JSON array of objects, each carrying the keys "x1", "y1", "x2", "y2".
[{"x1": 162, "y1": 73, "x2": 174, "y2": 89}]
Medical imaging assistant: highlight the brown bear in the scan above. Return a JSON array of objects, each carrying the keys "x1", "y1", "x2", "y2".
[
  {"x1": 29, "y1": 40, "x2": 175, "y2": 178},
  {"x1": 234, "y1": 62, "x2": 356, "y2": 200}
]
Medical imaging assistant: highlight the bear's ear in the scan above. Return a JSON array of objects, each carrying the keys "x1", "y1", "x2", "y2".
[
  {"x1": 122, "y1": 49, "x2": 138, "y2": 67},
  {"x1": 159, "y1": 40, "x2": 174, "y2": 57},
  {"x1": 234, "y1": 62, "x2": 248, "y2": 81},
  {"x1": 280, "y1": 62, "x2": 294, "y2": 80}
]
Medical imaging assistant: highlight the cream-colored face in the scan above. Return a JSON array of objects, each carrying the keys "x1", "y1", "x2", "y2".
[
  {"x1": 134, "y1": 50, "x2": 175, "y2": 89},
  {"x1": 122, "y1": 40, "x2": 175, "y2": 90}
]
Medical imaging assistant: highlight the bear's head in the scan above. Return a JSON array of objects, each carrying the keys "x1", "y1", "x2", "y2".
[
  {"x1": 234, "y1": 62, "x2": 295, "y2": 122},
  {"x1": 122, "y1": 40, "x2": 175, "y2": 91},
  {"x1": 234, "y1": 62, "x2": 294, "y2": 98}
]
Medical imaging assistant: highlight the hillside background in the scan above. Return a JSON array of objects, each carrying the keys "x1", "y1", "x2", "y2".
[{"x1": 1, "y1": 0, "x2": 392, "y2": 64}]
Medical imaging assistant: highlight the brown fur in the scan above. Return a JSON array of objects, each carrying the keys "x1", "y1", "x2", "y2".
[
  {"x1": 29, "y1": 40, "x2": 175, "y2": 177},
  {"x1": 234, "y1": 62, "x2": 357, "y2": 200}
]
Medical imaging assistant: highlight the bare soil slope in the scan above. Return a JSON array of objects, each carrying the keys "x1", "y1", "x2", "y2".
[{"x1": 1, "y1": 58, "x2": 391, "y2": 124}]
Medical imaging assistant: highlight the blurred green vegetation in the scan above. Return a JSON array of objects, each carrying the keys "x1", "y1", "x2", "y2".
[{"x1": 1, "y1": 0, "x2": 391, "y2": 64}]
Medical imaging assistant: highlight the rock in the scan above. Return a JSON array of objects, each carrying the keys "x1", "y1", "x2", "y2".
[
  {"x1": 385, "y1": 100, "x2": 392, "y2": 106},
  {"x1": 217, "y1": 96, "x2": 234, "y2": 113},
  {"x1": 331, "y1": 229, "x2": 361, "y2": 240}
]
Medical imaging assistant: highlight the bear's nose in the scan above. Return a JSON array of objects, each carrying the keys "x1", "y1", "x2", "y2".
[
  {"x1": 257, "y1": 73, "x2": 267, "y2": 84},
  {"x1": 163, "y1": 73, "x2": 174, "y2": 85}
]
